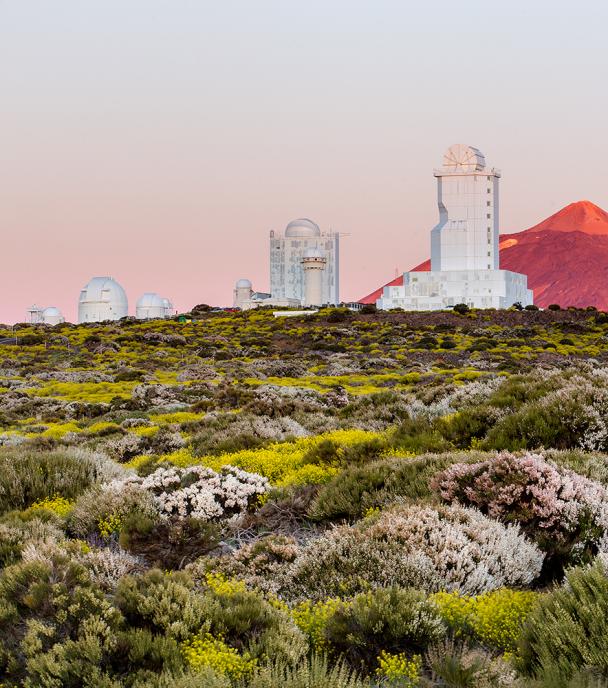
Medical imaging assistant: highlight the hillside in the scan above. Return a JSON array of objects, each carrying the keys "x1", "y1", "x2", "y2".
[
  {"x1": 2, "y1": 310, "x2": 608, "y2": 686},
  {"x1": 361, "y1": 200, "x2": 608, "y2": 308}
]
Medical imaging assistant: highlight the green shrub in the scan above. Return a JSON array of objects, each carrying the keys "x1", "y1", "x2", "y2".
[
  {"x1": 518, "y1": 561, "x2": 608, "y2": 680},
  {"x1": 324, "y1": 586, "x2": 445, "y2": 670},
  {"x1": 0, "y1": 447, "x2": 99, "y2": 514},
  {"x1": 246, "y1": 654, "x2": 371, "y2": 688}
]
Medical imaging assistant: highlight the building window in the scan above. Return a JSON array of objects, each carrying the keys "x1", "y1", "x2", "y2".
[
  {"x1": 487, "y1": 188, "x2": 491, "y2": 193},
  {"x1": 487, "y1": 201, "x2": 491, "y2": 206},
  {"x1": 487, "y1": 251, "x2": 491, "y2": 256},
  {"x1": 487, "y1": 176, "x2": 491, "y2": 181},
  {"x1": 487, "y1": 214, "x2": 491, "y2": 219}
]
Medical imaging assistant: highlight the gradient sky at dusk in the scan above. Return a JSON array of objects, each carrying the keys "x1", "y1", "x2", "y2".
[{"x1": 1, "y1": 0, "x2": 607, "y2": 323}]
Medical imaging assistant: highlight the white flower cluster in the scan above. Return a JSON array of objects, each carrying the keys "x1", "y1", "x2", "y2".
[{"x1": 138, "y1": 464, "x2": 269, "y2": 521}]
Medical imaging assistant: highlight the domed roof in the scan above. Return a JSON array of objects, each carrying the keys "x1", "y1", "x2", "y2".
[
  {"x1": 79, "y1": 276, "x2": 128, "y2": 307},
  {"x1": 136, "y1": 292, "x2": 164, "y2": 308},
  {"x1": 302, "y1": 247, "x2": 325, "y2": 259},
  {"x1": 42, "y1": 307, "x2": 62, "y2": 316},
  {"x1": 285, "y1": 218, "x2": 321, "y2": 237},
  {"x1": 236, "y1": 278, "x2": 252, "y2": 289},
  {"x1": 442, "y1": 144, "x2": 486, "y2": 172},
  {"x1": 161, "y1": 298, "x2": 174, "y2": 310}
]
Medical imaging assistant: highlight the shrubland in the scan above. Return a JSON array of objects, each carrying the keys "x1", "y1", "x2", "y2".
[{"x1": 2, "y1": 307, "x2": 608, "y2": 685}]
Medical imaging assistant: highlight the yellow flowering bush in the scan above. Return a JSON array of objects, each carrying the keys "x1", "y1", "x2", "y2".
[
  {"x1": 205, "y1": 572, "x2": 247, "y2": 596},
  {"x1": 376, "y1": 651, "x2": 421, "y2": 684},
  {"x1": 29, "y1": 495, "x2": 75, "y2": 518},
  {"x1": 291, "y1": 598, "x2": 341, "y2": 651},
  {"x1": 181, "y1": 633, "x2": 257, "y2": 679},
  {"x1": 162, "y1": 429, "x2": 385, "y2": 485},
  {"x1": 432, "y1": 588, "x2": 539, "y2": 653},
  {"x1": 97, "y1": 513, "x2": 124, "y2": 539},
  {"x1": 39, "y1": 421, "x2": 82, "y2": 439}
]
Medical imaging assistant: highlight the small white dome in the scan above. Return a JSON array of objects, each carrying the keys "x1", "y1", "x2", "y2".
[
  {"x1": 285, "y1": 218, "x2": 321, "y2": 238},
  {"x1": 136, "y1": 292, "x2": 164, "y2": 308},
  {"x1": 42, "y1": 306, "x2": 65, "y2": 325},
  {"x1": 78, "y1": 276, "x2": 128, "y2": 323},
  {"x1": 236, "y1": 278, "x2": 252, "y2": 289},
  {"x1": 302, "y1": 247, "x2": 324, "y2": 259}
]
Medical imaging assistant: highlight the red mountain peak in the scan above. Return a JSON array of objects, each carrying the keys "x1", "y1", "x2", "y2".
[{"x1": 523, "y1": 200, "x2": 608, "y2": 236}]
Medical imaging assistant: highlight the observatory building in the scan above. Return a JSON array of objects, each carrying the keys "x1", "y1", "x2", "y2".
[
  {"x1": 270, "y1": 219, "x2": 339, "y2": 306},
  {"x1": 27, "y1": 305, "x2": 65, "y2": 325},
  {"x1": 233, "y1": 218, "x2": 340, "y2": 310},
  {"x1": 78, "y1": 276, "x2": 128, "y2": 323},
  {"x1": 377, "y1": 145, "x2": 533, "y2": 311},
  {"x1": 136, "y1": 293, "x2": 175, "y2": 320}
]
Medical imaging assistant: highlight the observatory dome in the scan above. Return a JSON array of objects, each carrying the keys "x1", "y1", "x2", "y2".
[
  {"x1": 78, "y1": 276, "x2": 128, "y2": 324},
  {"x1": 42, "y1": 307, "x2": 65, "y2": 325},
  {"x1": 236, "y1": 278, "x2": 252, "y2": 289},
  {"x1": 285, "y1": 218, "x2": 321, "y2": 238},
  {"x1": 442, "y1": 144, "x2": 486, "y2": 173},
  {"x1": 136, "y1": 292, "x2": 173, "y2": 320}
]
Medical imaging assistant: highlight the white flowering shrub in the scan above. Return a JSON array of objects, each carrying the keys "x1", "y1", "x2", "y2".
[
  {"x1": 139, "y1": 465, "x2": 269, "y2": 521},
  {"x1": 279, "y1": 503, "x2": 543, "y2": 601}
]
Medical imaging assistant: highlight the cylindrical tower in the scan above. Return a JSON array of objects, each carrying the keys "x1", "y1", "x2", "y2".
[
  {"x1": 234, "y1": 279, "x2": 253, "y2": 308},
  {"x1": 301, "y1": 248, "x2": 327, "y2": 307}
]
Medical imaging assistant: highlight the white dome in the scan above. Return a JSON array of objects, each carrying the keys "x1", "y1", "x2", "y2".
[
  {"x1": 135, "y1": 292, "x2": 173, "y2": 319},
  {"x1": 42, "y1": 306, "x2": 65, "y2": 325},
  {"x1": 136, "y1": 292, "x2": 164, "y2": 308},
  {"x1": 302, "y1": 247, "x2": 324, "y2": 259},
  {"x1": 285, "y1": 218, "x2": 321, "y2": 237},
  {"x1": 442, "y1": 144, "x2": 486, "y2": 172},
  {"x1": 78, "y1": 276, "x2": 128, "y2": 323},
  {"x1": 236, "y1": 278, "x2": 252, "y2": 289}
]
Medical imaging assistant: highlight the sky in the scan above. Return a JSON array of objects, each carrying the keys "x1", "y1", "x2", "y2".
[{"x1": 1, "y1": 0, "x2": 607, "y2": 323}]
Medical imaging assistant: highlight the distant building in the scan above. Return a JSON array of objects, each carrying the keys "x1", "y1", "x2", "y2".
[
  {"x1": 27, "y1": 304, "x2": 65, "y2": 325},
  {"x1": 136, "y1": 293, "x2": 175, "y2": 319},
  {"x1": 233, "y1": 278, "x2": 299, "y2": 311},
  {"x1": 377, "y1": 145, "x2": 533, "y2": 311},
  {"x1": 270, "y1": 218, "x2": 339, "y2": 306},
  {"x1": 78, "y1": 276, "x2": 128, "y2": 323}
]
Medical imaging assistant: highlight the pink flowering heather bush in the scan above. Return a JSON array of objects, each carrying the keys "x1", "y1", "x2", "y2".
[{"x1": 432, "y1": 451, "x2": 608, "y2": 574}]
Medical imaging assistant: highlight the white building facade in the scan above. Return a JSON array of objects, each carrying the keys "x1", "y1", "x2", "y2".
[
  {"x1": 270, "y1": 219, "x2": 339, "y2": 306},
  {"x1": 377, "y1": 145, "x2": 533, "y2": 311}
]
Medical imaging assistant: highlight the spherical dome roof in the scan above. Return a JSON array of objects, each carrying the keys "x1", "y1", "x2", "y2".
[
  {"x1": 136, "y1": 292, "x2": 164, "y2": 308},
  {"x1": 236, "y1": 278, "x2": 252, "y2": 289},
  {"x1": 285, "y1": 218, "x2": 321, "y2": 237},
  {"x1": 43, "y1": 307, "x2": 62, "y2": 317},
  {"x1": 79, "y1": 276, "x2": 128, "y2": 307},
  {"x1": 302, "y1": 247, "x2": 324, "y2": 259},
  {"x1": 161, "y1": 298, "x2": 174, "y2": 310}
]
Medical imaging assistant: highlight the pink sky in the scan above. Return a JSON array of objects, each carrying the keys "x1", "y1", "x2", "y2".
[{"x1": 1, "y1": 1, "x2": 607, "y2": 323}]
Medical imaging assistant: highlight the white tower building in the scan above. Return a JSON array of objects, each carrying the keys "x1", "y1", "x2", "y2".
[
  {"x1": 377, "y1": 145, "x2": 533, "y2": 311},
  {"x1": 301, "y1": 248, "x2": 327, "y2": 307},
  {"x1": 27, "y1": 305, "x2": 44, "y2": 324},
  {"x1": 135, "y1": 293, "x2": 174, "y2": 319},
  {"x1": 233, "y1": 279, "x2": 253, "y2": 309},
  {"x1": 270, "y1": 219, "x2": 339, "y2": 305},
  {"x1": 78, "y1": 277, "x2": 128, "y2": 323}
]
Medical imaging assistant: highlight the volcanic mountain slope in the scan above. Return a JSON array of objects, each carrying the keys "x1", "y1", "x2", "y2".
[{"x1": 361, "y1": 201, "x2": 608, "y2": 309}]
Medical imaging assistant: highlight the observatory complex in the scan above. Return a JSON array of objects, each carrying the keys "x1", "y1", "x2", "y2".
[
  {"x1": 234, "y1": 218, "x2": 340, "y2": 310},
  {"x1": 27, "y1": 305, "x2": 65, "y2": 325},
  {"x1": 377, "y1": 145, "x2": 533, "y2": 311}
]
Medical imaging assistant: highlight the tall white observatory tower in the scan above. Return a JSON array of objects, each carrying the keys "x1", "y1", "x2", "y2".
[{"x1": 430, "y1": 144, "x2": 499, "y2": 272}]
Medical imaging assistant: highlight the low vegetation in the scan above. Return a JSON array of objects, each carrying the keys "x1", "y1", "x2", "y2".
[{"x1": 2, "y1": 307, "x2": 608, "y2": 686}]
